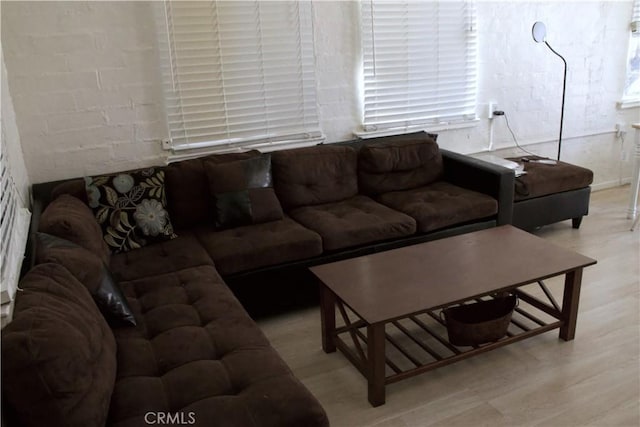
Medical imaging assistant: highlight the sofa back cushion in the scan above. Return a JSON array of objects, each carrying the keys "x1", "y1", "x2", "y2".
[
  {"x1": 1, "y1": 263, "x2": 117, "y2": 427},
  {"x1": 36, "y1": 232, "x2": 136, "y2": 326},
  {"x1": 272, "y1": 145, "x2": 358, "y2": 209},
  {"x1": 358, "y1": 132, "x2": 444, "y2": 195},
  {"x1": 164, "y1": 150, "x2": 261, "y2": 229},
  {"x1": 50, "y1": 178, "x2": 88, "y2": 203},
  {"x1": 39, "y1": 194, "x2": 111, "y2": 264}
]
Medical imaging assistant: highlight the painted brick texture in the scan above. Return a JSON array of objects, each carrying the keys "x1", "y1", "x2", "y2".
[
  {"x1": 1, "y1": 0, "x2": 638, "y2": 187},
  {"x1": 1, "y1": 1, "x2": 165, "y2": 183}
]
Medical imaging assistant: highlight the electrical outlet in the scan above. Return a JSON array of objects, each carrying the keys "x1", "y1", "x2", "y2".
[
  {"x1": 615, "y1": 123, "x2": 627, "y2": 138},
  {"x1": 488, "y1": 102, "x2": 498, "y2": 119}
]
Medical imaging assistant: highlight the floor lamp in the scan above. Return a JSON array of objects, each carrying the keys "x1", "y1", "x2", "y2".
[{"x1": 532, "y1": 21, "x2": 567, "y2": 162}]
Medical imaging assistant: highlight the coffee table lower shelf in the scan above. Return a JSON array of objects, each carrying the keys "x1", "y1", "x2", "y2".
[{"x1": 322, "y1": 282, "x2": 574, "y2": 407}]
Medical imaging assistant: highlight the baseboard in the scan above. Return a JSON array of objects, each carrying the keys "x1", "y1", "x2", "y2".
[{"x1": 591, "y1": 179, "x2": 631, "y2": 192}]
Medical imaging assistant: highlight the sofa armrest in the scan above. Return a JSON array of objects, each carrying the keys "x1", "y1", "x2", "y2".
[{"x1": 441, "y1": 149, "x2": 514, "y2": 225}]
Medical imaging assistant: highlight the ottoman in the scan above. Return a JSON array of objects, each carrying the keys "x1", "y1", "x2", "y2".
[{"x1": 506, "y1": 156, "x2": 594, "y2": 230}]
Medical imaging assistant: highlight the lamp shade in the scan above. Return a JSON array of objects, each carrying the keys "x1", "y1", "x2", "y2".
[{"x1": 532, "y1": 21, "x2": 547, "y2": 43}]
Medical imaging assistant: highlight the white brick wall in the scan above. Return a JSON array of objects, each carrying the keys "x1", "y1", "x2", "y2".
[
  {"x1": 1, "y1": 0, "x2": 638, "y2": 187},
  {"x1": 1, "y1": 1, "x2": 164, "y2": 183}
]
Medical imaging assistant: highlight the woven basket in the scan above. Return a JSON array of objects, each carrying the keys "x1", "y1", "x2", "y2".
[{"x1": 442, "y1": 295, "x2": 517, "y2": 346}]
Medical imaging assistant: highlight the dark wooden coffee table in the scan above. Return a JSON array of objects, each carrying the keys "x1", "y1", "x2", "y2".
[{"x1": 310, "y1": 225, "x2": 596, "y2": 406}]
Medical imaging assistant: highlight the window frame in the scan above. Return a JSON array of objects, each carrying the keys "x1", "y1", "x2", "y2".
[{"x1": 0, "y1": 128, "x2": 31, "y2": 311}]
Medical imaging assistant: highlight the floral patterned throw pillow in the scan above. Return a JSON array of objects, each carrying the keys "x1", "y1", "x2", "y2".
[{"x1": 85, "y1": 168, "x2": 176, "y2": 253}]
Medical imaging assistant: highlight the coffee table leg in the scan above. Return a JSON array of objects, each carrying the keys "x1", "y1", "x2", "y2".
[
  {"x1": 367, "y1": 323, "x2": 386, "y2": 407},
  {"x1": 560, "y1": 268, "x2": 583, "y2": 341},
  {"x1": 320, "y1": 284, "x2": 336, "y2": 353}
]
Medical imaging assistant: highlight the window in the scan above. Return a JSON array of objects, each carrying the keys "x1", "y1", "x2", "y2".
[
  {"x1": 359, "y1": 0, "x2": 477, "y2": 135},
  {"x1": 621, "y1": 0, "x2": 640, "y2": 106},
  {"x1": 0, "y1": 128, "x2": 30, "y2": 311},
  {"x1": 156, "y1": 0, "x2": 322, "y2": 157}
]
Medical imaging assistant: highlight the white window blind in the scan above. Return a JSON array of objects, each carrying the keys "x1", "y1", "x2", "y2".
[
  {"x1": 0, "y1": 128, "x2": 30, "y2": 309},
  {"x1": 157, "y1": 0, "x2": 322, "y2": 154},
  {"x1": 360, "y1": 0, "x2": 477, "y2": 133}
]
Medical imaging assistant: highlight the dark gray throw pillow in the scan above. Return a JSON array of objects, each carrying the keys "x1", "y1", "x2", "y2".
[
  {"x1": 204, "y1": 154, "x2": 284, "y2": 229},
  {"x1": 35, "y1": 232, "x2": 136, "y2": 327}
]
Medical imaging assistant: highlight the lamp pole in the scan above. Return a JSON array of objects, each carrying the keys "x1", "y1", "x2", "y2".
[{"x1": 544, "y1": 41, "x2": 567, "y2": 162}]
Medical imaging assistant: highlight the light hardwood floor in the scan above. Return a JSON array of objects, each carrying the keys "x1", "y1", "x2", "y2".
[{"x1": 258, "y1": 186, "x2": 640, "y2": 427}]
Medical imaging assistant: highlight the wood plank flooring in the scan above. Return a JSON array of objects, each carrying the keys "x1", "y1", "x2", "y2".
[{"x1": 258, "y1": 186, "x2": 639, "y2": 427}]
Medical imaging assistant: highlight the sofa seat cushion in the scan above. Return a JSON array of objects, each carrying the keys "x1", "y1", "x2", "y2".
[
  {"x1": 195, "y1": 219, "x2": 323, "y2": 275},
  {"x1": 377, "y1": 181, "x2": 498, "y2": 233},
  {"x1": 289, "y1": 195, "x2": 417, "y2": 251},
  {"x1": 109, "y1": 232, "x2": 214, "y2": 282},
  {"x1": 2, "y1": 263, "x2": 117, "y2": 427},
  {"x1": 109, "y1": 265, "x2": 328, "y2": 427},
  {"x1": 506, "y1": 156, "x2": 594, "y2": 201}
]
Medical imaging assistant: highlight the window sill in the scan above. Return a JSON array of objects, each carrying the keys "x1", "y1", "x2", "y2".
[
  {"x1": 354, "y1": 119, "x2": 479, "y2": 139},
  {"x1": 166, "y1": 134, "x2": 326, "y2": 163},
  {"x1": 617, "y1": 99, "x2": 640, "y2": 109}
]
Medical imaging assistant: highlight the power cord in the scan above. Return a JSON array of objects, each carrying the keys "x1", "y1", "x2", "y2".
[{"x1": 494, "y1": 110, "x2": 539, "y2": 158}]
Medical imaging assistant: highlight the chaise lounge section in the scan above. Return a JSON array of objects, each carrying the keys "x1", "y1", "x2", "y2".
[{"x1": 506, "y1": 156, "x2": 594, "y2": 230}]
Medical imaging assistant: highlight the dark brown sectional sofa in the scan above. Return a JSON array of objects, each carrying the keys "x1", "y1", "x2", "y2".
[{"x1": 2, "y1": 132, "x2": 514, "y2": 427}]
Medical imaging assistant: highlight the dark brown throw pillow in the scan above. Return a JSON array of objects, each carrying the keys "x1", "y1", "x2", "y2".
[
  {"x1": 164, "y1": 150, "x2": 261, "y2": 229},
  {"x1": 85, "y1": 167, "x2": 177, "y2": 253},
  {"x1": 36, "y1": 232, "x2": 136, "y2": 326},
  {"x1": 204, "y1": 154, "x2": 284, "y2": 229}
]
